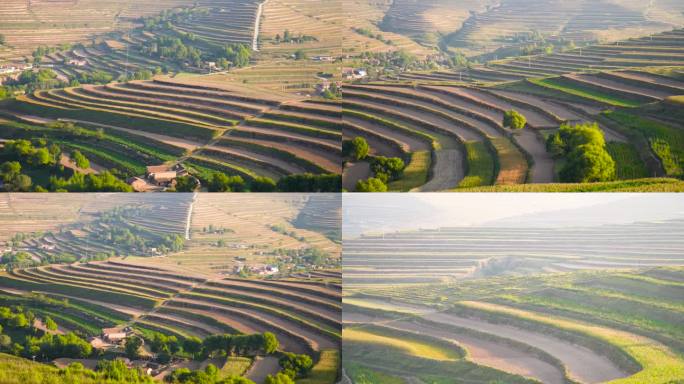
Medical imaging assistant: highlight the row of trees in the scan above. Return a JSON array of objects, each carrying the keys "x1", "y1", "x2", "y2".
[
  {"x1": 202, "y1": 332, "x2": 279, "y2": 357},
  {"x1": 203, "y1": 172, "x2": 340, "y2": 193},
  {"x1": 166, "y1": 364, "x2": 254, "y2": 384},
  {"x1": 129, "y1": 331, "x2": 278, "y2": 363}
]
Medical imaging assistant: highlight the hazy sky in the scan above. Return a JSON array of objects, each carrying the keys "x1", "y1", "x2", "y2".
[{"x1": 342, "y1": 193, "x2": 684, "y2": 237}]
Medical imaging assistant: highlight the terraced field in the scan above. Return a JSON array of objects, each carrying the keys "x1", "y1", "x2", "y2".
[
  {"x1": 0, "y1": 193, "x2": 136, "y2": 243},
  {"x1": 5, "y1": 77, "x2": 342, "y2": 184},
  {"x1": 343, "y1": 218, "x2": 684, "y2": 287},
  {"x1": 0, "y1": 193, "x2": 342, "y2": 382},
  {"x1": 1, "y1": 0, "x2": 263, "y2": 66},
  {"x1": 344, "y1": 25, "x2": 684, "y2": 191},
  {"x1": 0, "y1": 0, "x2": 194, "y2": 62},
  {"x1": 343, "y1": 203, "x2": 684, "y2": 384},
  {"x1": 342, "y1": 82, "x2": 561, "y2": 190},
  {"x1": 0, "y1": 259, "x2": 341, "y2": 382},
  {"x1": 160, "y1": 193, "x2": 342, "y2": 273},
  {"x1": 443, "y1": 0, "x2": 684, "y2": 57}
]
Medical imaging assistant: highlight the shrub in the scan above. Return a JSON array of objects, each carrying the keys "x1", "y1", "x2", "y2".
[
  {"x1": 370, "y1": 156, "x2": 405, "y2": 181},
  {"x1": 343, "y1": 137, "x2": 369, "y2": 161},
  {"x1": 356, "y1": 177, "x2": 387, "y2": 192},
  {"x1": 71, "y1": 150, "x2": 90, "y2": 169},
  {"x1": 503, "y1": 110, "x2": 526, "y2": 130}
]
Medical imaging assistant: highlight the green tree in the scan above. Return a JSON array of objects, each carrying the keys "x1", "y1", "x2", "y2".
[
  {"x1": 175, "y1": 176, "x2": 199, "y2": 192},
  {"x1": 250, "y1": 176, "x2": 276, "y2": 192},
  {"x1": 0, "y1": 161, "x2": 21, "y2": 182},
  {"x1": 30, "y1": 148, "x2": 52, "y2": 166},
  {"x1": 560, "y1": 144, "x2": 616, "y2": 182},
  {"x1": 208, "y1": 173, "x2": 245, "y2": 192},
  {"x1": 356, "y1": 177, "x2": 387, "y2": 192},
  {"x1": 183, "y1": 336, "x2": 203, "y2": 357},
  {"x1": 71, "y1": 150, "x2": 90, "y2": 169},
  {"x1": 550, "y1": 122, "x2": 616, "y2": 183},
  {"x1": 262, "y1": 332, "x2": 278, "y2": 354},
  {"x1": 503, "y1": 110, "x2": 526, "y2": 130},
  {"x1": 12, "y1": 175, "x2": 33, "y2": 192},
  {"x1": 342, "y1": 137, "x2": 369, "y2": 161},
  {"x1": 279, "y1": 352, "x2": 313, "y2": 379},
  {"x1": 371, "y1": 156, "x2": 404, "y2": 181},
  {"x1": 0, "y1": 334, "x2": 11, "y2": 348},
  {"x1": 125, "y1": 336, "x2": 143, "y2": 359},
  {"x1": 44, "y1": 316, "x2": 58, "y2": 331},
  {"x1": 265, "y1": 373, "x2": 295, "y2": 384}
]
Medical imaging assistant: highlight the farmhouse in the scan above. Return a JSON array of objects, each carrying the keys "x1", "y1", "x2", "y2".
[
  {"x1": 67, "y1": 59, "x2": 88, "y2": 67},
  {"x1": 38, "y1": 243, "x2": 56, "y2": 251},
  {"x1": 343, "y1": 68, "x2": 367, "y2": 80},
  {"x1": 312, "y1": 55, "x2": 334, "y2": 62},
  {"x1": 144, "y1": 164, "x2": 188, "y2": 187},
  {"x1": 316, "y1": 80, "x2": 331, "y2": 93},
  {"x1": 102, "y1": 327, "x2": 128, "y2": 343}
]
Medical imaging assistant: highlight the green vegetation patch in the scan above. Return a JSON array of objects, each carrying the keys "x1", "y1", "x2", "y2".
[
  {"x1": 387, "y1": 151, "x2": 431, "y2": 191},
  {"x1": 606, "y1": 142, "x2": 649, "y2": 179},
  {"x1": 457, "y1": 141, "x2": 495, "y2": 188},
  {"x1": 457, "y1": 177, "x2": 684, "y2": 191},
  {"x1": 603, "y1": 110, "x2": 683, "y2": 176},
  {"x1": 529, "y1": 77, "x2": 642, "y2": 108},
  {"x1": 298, "y1": 350, "x2": 340, "y2": 384}
]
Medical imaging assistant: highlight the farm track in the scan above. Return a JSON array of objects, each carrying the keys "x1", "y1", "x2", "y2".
[
  {"x1": 425, "y1": 311, "x2": 627, "y2": 384},
  {"x1": 247, "y1": 356, "x2": 280, "y2": 383},
  {"x1": 384, "y1": 318, "x2": 565, "y2": 384},
  {"x1": 415, "y1": 150, "x2": 464, "y2": 191}
]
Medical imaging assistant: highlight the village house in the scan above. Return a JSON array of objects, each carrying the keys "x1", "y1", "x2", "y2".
[
  {"x1": 342, "y1": 68, "x2": 367, "y2": 80},
  {"x1": 67, "y1": 58, "x2": 88, "y2": 67},
  {"x1": 102, "y1": 327, "x2": 129, "y2": 343},
  {"x1": 312, "y1": 55, "x2": 334, "y2": 62},
  {"x1": 129, "y1": 164, "x2": 189, "y2": 191},
  {"x1": 0, "y1": 64, "x2": 31, "y2": 75},
  {"x1": 315, "y1": 79, "x2": 331, "y2": 93},
  {"x1": 38, "y1": 243, "x2": 56, "y2": 251},
  {"x1": 146, "y1": 164, "x2": 188, "y2": 187}
]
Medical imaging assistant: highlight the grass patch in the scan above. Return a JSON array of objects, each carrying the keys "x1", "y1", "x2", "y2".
[
  {"x1": 529, "y1": 77, "x2": 642, "y2": 107},
  {"x1": 606, "y1": 142, "x2": 649, "y2": 179},
  {"x1": 459, "y1": 301, "x2": 684, "y2": 384},
  {"x1": 603, "y1": 110, "x2": 683, "y2": 176},
  {"x1": 387, "y1": 151, "x2": 431, "y2": 191},
  {"x1": 220, "y1": 357, "x2": 252, "y2": 378},
  {"x1": 457, "y1": 141, "x2": 495, "y2": 188},
  {"x1": 343, "y1": 327, "x2": 461, "y2": 361},
  {"x1": 491, "y1": 137, "x2": 527, "y2": 184},
  {"x1": 345, "y1": 362, "x2": 405, "y2": 384},
  {"x1": 457, "y1": 177, "x2": 684, "y2": 191},
  {"x1": 298, "y1": 350, "x2": 340, "y2": 384}
]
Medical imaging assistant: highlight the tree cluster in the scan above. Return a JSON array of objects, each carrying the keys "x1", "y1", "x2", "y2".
[
  {"x1": 342, "y1": 137, "x2": 369, "y2": 161},
  {"x1": 546, "y1": 122, "x2": 616, "y2": 182},
  {"x1": 202, "y1": 332, "x2": 279, "y2": 358},
  {"x1": 276, "y1": 173, "x2": 341, "y2": 192},
  {"x1": 278, "y1": 352, "x2": 313, "y2": 379},
  {"x1": 166, "y1": 364, "x2": 254, "y2": 384},
  {"x1": 503, "y1": 110, "x2": 526, "y2": 130}
]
